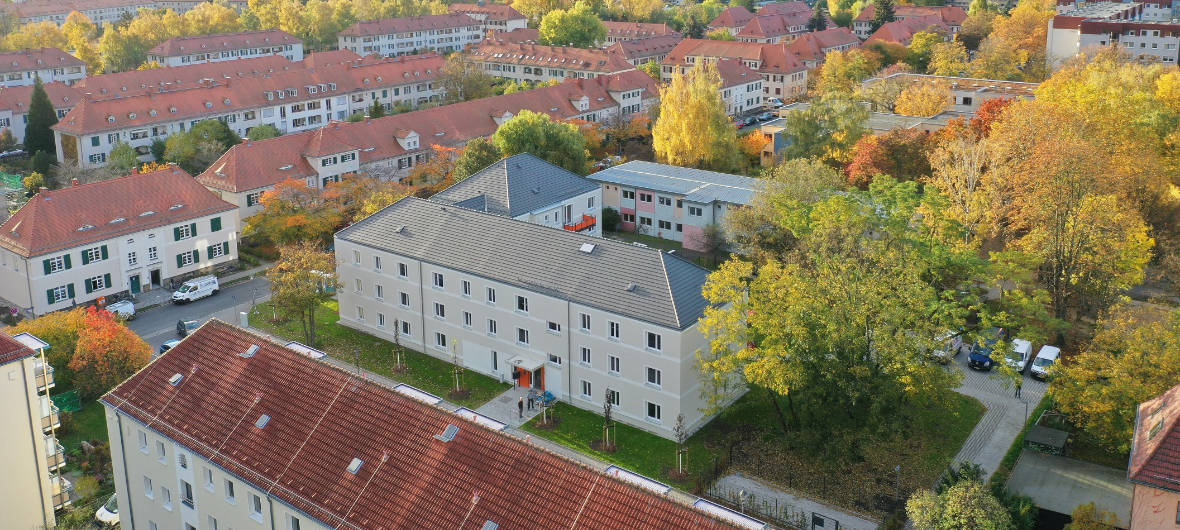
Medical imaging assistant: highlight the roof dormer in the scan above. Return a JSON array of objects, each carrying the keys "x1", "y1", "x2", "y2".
[{"x1": 393, "y1": 129, "x2": 420, "y2": 150}]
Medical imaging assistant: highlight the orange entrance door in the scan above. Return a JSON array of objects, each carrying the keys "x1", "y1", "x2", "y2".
[{"x1": 518, "y1": 369, "x2": 531, "y2": 388}]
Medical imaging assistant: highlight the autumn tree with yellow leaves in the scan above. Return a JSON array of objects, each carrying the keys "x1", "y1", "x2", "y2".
[
  {"x1": 651, "y1": 62, "x2": 739, "y2": 172},
  {"x1": 894, "y1": 82, "x2": 952, "y2": 116}
]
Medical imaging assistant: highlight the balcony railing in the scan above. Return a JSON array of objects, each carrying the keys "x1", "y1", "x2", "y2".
[
  {"x1": 40, "y1": 401, "x2": 60, "y2": 433},
  {"x1": 45, "y1": 436, "x2": 65, "y2": 471},
  {"x1": 51, "y1": 475, "x2": 72, "y2": 510},
  {"x1": 34, "y1": 360, "x2": 54, "y2": 392},
  {"x1": 563, "y1": 215, "x2": 597, "y2": 233}
]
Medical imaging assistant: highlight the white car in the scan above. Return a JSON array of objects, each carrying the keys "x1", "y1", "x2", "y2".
[
  {"x1": 1029, "y1": 345, "x2": 1061, "y2": 380},
  {"x1": 106, "y1": 299, "x2": 135, "y2": 320},
  {"x1": 1006, "y1": 338, "x2": 1033, "y2": 373},
  {"x1": 95, "y1": 494, "x2": 118, "y2": 526}
]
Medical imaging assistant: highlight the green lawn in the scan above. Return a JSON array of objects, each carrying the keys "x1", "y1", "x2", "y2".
[
  {"x1": 524, "y1": 388, "x2": 985, "y2": 518},
  {"x1": 249, "y1": 300, "x2": 509, "y2": 408},
  {"x1": 603, "y1": 230, "x2": 727, "y2": 270},
  {"x1": 59, "y1": 400, "x2": 108, "y2": 453}
]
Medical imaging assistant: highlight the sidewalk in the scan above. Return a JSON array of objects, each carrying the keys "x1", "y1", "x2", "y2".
[{"x1": 133, "y1": 262, "x2": 271, "y2": 311}]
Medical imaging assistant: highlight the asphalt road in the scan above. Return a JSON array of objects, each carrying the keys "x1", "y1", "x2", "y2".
[{"x1": 127, "y1": 276, "x2": 271, "y2": 351}]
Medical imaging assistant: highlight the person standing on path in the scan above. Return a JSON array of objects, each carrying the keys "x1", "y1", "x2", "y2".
[
  {"x1": 518, "y1": 396, "x2": 524, "y2": 418},
  {"x1": 1015, "y1": 378, "x2": 1023, "y2": 399}
]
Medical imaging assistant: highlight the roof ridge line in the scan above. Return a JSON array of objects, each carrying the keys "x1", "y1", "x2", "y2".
[{"x1": 659, "y1": 251, "x2": 680, "y2": 329}]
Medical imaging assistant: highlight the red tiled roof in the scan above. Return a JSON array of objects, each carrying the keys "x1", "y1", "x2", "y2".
[
  {"x1": 0, "y1": 166, "x2": 235, "y2": 257},
  {"x1": 1050, "y1": 15, "x2": 1087, "y2": 30},
  {"x1": 607, "y1": 35, "x2": 684, "y2": 61},
  {"x1": 0, "y1": 0, "x2": 152, "y2": 18},
  {"x1": 855, "y1": 5, "x2": 967, "y2": 25},
  {"x1": 0, "y1": 48, "x2": 84, "y2": 75},
  {"x1": 101, "y1": 321, "x2": 737, "y2": 529},
  {"x1": 714, "y1": 58, "x2": 763, "y2": 88},
  {"x1": 735, "y1": 12, "x2": 812, "y2": 39},
  {"x1": 757, "y1": 1, "x2": 811, "y2": 16},
  {"x1": 708, "y1": 6, "x2": 756, "y2": 29},
  {"x1": 340, "y1": 14, "x2": 479, "y2": 37},
  {"x1": 663, "y1": 38, "x2": 807, "y2": 75},
  {"x1": 603, "y1": 21, "x2": 681, "y2": 40},
  {"x1": 785, "y1": 27, "x2": 859, "y2": 63},
  {"x1": 300, "y1": 49, "x2": 363, "y2": 69},
  {"x1": 1129, "y1": 382, "x2": 1180, "y2": 494},
  {"x1": 0, "y1": 81, "x2": 81, "y2": 113},
  {"x1": 198, "y1": 71, "x2": 657, "y2": 193},
  {"x1": 449, "y1": 2, "x2": 526, "y2": 21},
  {"x1": 149, "y1": 29, "x2": 300, "y2": 57},
  {"x1": 54, "y1": 54, "x2": 446, "y2": 136},
  {"x1": 74, "y1": 55, "x2": 298, "y2": 99},
  {"x1": 468, "y1": 42, "x2": 637, "y2": 74},
  {"x1": 487, "y1": 28, "x2": 539, "y2": 44},
  {"x1": 864, "y1": 15, "x2": 948, "y2": 46},
  {"x1": 0, "y1": 332, "x2": 35, "y2": 366}
]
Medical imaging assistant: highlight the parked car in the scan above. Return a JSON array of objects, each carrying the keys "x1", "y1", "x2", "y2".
[
  {"x1": 158, "y1": 339, "x2": 181, "y2": 354},
  {"x1": 0, "y1": 149, "x2": 26, "y2": 160},
  {"x1": 757, "y1": 111, "x2": 773, "y2": 122},
  {"x1": 766, "y1": 97, "x2": 785, "y2": 108},
  {"x1": 967, "y1": 328, "x2": 1005, "y2": 370},
  {"x1": 177, "y1": 319, "x2": 200, "y2": 337},
  {"x1": 1029, "y1": 345, "x2": 1061, "y2": 380},
  {"x1": 106, "y1": 299, "x2": 135, "y2": 320},
  {"x1": 171, "y1": 275, "x2": 219, "y2": 304},
  {"x1": 931, "y1": 331, "x2": 966, "y2": 365},
  {"x1": 95, "y1": 493, "x2": 118, "y2": 526},
  {"x1": 1007, "y1": 338, "x2": 1033, "y2": 373}
]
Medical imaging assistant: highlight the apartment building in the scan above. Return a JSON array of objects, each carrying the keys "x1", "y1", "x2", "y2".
[
  {"x1": 590, "y1": 161, "x2": 758, "y2": 251},
  {"x1": 663, "y1": 38, "x2": 808, "y2": 102},
  {"x1": 101, "y1": 320, "x2": 748, "y2": 530},
  {"x1": 53, "y1": 53, "x2": 445, "y2": 169},
  {"x1": 487, "y1": 27, "x2": 541, "y2": 44},
  {"x1": 431, "y1": 153, "x2": 602, "y2": 235},
  {"x1": 0, "y1": 331, "x2": 68, "y2": 529},
  {"x1": 708, "y1": 6, "x2": 757, "y2": 35},
  {"x1": 197, "y1": 71, "x2": 658, "y2": 216},
  {"x1": 1127, "y1": 382, "x2": 1180, "y2": 529},
  {"x1": 861, "y1": 73, "x2": 1038, "y2": 113},
  {"x1": 852, "y1": 5, "x2": 967, "y2": 38},
  {"x1": 0, "y1": 48, "x2": 86, "y2": 88},
  {"x1": 449, "y1": 2, "x2": 529, "y2": 33},
  {"x1": 1048, "y1": 16, "x2": 1180, "y2": 64},
  {"x1": 712, "y1": 59, "x2": 766, "y2": 115},
  {"x1": 468, "y1": 41, "x2": 639, "y2": 83},
  {"x1": 864, "y1": 15, "x2": 950, "y2": 46},
  {"x1": 783, "y1": 27, "x2": 858, "y2": 68},
  {"x1": 338, "y1": 14, "x2": 483, "y2": 57},
  {"x1": 606, "y1": 34, "x2": 684, "y2": 65},
  {"x1": 735, "y1": 12, "x2": 816, "y2": 43},
  {"x1": 0, "y1": 81, "x2": 80, "y2": 144},
  {"x1": 0, "y1": 167, "x2": 238, "y2": 316},
  {"x1": 0, "y1": 0, "x2": 248, "y2": 27},
  {"x1": 602, "y1": 21, "x2": 681, "y2": 44},
  {"x1": 147, "y1": 30, "x2": 304, "y2": 67}
]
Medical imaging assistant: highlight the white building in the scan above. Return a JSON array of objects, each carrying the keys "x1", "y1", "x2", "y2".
[
  {"x1": 338, "y1": 14, "x2": 483, "y2": 57},
  {"x1": 335, "y1": 196, "x2": 741, "y2": 439},
  {"x1": 663, "y1": 38, "x2": 809, "y2": 104},
  {"x1": 431, "y1": 153, "x2": 603, "y2": 236},
  {"x1": 467, "y1": 41, "x2": 639, "y2": 83},
  {"x1": 448, "y1": 2, "x2": 529, "y2": 33},
  {"x1": 0, "y1": 167, "x2": 239, "y2": 316},
  {"x1": 0, "y1": 48, "x2": 86, "y2": 88},
  {"x1": 0, "y1": 0, "x2": 248, "y2": 27},
  {"x1": 147, "y1": 29, "x2": 304, "y2": 67},
  {"x1": 0, "y1": 332, "x2": 68, "y2": 529},
  {"x1": 1048, "y1": 15, "x2": 1180, "y2": 65},
  {"x1": 0, "y1": 81, "x2": 79, "y2": 144}
]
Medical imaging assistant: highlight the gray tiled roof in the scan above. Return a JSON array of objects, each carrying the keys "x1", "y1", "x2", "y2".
[
  {"x1": 432, "y1": 153, "x2": 600, "y2": 218},
  {"x1": 589, "y1": 161, "x2": 761, "y2": 206},
  {"x1": 337, "y1": 197, "x2": 710, "y2": 330}
]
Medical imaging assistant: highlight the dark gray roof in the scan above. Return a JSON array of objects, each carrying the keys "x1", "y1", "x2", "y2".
[
  {"x1": 337, "y1": 197, "x2": 710, "y2": 330},
  {"x1": 431, "y1": 153, "x2": 600, "y2": 217}
]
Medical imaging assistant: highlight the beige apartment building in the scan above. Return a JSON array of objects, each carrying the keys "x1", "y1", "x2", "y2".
[
  {"x1": 335, "y1": 197, "x2": 737, "y2": 439},
  {"x1": 0, "y1": 331, "x2": 69, "y2": 529}
]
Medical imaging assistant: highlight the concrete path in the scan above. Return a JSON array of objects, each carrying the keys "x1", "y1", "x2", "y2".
[
  {"x1": 947, "y1": 353, "x2": 1048, "y2": 478},
  {"x1": 1006, "y1": 451, "x2": 1131, "y2": 524},
  {"x1": 710, "y1": 473, "x2": 879, "y2": 530},
  {"x1": 474, "y1": 386, "x2": 544, "y2": 429}
]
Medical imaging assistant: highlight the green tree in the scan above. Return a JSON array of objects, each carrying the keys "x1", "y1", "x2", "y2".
[
  {"x1": 453, "y1": 137, "x2": 503, "y2": 180},
  {"x1": 107, "y1": 141, "x2": 139, "y2": 172},
  {"x1": 705, "y1": 28, "x2": 735, "y2": 40},
  {"x1": 149, "y1": 138, "x2": 167, "y2": 161},
  {"x1": 268, "y1": 242, "x2": 337, "y2": 346},
  {"x1": 25, "y1": 76, "x2": 57, "y2": 159},
  {"x1": 439, "y1": 53, "x2": 496, "y2": 103},
  {"x1": 726, "y1": 158, "x2": 844, "y2": 262},
  {"x1": 807, "y1": 1, "x2": 828, "y2": 31},
  {"x1": 817, "y1": 48, "x2": 881, "y2": 96},
  {"x1": 1065, "y1": 502, "x2": 1120, "y2": 530},
  {"x1": 97, "y1": 29, "x2": 148, "y2": 73},
  {"x1": 968, "y1": 0, "x2": 991, "y2": 15},
  {"x1": 30, "y1": 150, "x2": 51, "y2": 176},
  {"x1": 651, "y1": 62, "x2": 738, "y2": 171},
  {"x1": 368, "y1": 100, "x2": 387, "y2": 118},
  {"x1": 538, "y1": 1, "x2": 607, "y2": 48},
  {"x1": 778, "y1": 96, "x2": 867, "y2": 165},
  {"x1": 247, "y1": 124, "x2": 281, "y2": 141},
  {"x1": 491, "y1": 110, "x2": 589, "y2": 174},
  {"x1": 906, "y1": 31, "x2": 944, "y2": 72},
  {"x1": 164, "y1": 119, "x2": 240, "y2": 174},
  {"x1": 638, "y1": 59, "x2": 661, "y2": 79},
  {"x1": 907, "y1": 481, "x2": 1012, "y2": 530},
  {"x1": 870, "y1": 0, "x2": 896, "y2": 32}
]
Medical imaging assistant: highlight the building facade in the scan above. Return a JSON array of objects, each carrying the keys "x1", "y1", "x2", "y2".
[
  {"x1": 0, "y1": 0, "x2": 248, "y2": 27},
  {"x1": 147, "y1": 30, "x2": 304, "y2": 67},
  {"x1": 448, "y1": 2, "x2": 529, "y2": 34},
  {"x1": 852, "y1": 5, "x2": 967, "y2": 38},
  {"x1": 467, "y1": 41, "x2": 638, "y2": 83},
  {"x1": 335, "y1": 197, "x2": 738, "y2": 439},
  {"x1": 338, "y1": 14, "x2": 483, "y2": 57},
  {"x1": 1127, "y1": 382, "x2": 1180, "y2": 529},
  {"x1": 602, "y1": 21, "x2": 681, "y2": 44},
  {"x1": 1048, "y1": 16, "x2": 1180, "y2": 65},
  {"x1": 663, "y1": 38, "x2": 808, "y2": 103},
  {"x1": 0, "y1": 332, "x2": 67, "y2": 529},
  {"x1": 606, "y1": 35, "x2": 684, "y2": 65},
  {"x1": 0, "y1": 168, "x2": 238, "y2": 316},
  {"x1": 0, "y1": 48, "x2": 86, "y2": 88},
  {"x1": 0, "y1": 81, "x2": 80, "y2": 145},
  {"x1": 785, "y1": 27, "x2": 860, "y2": 68}
]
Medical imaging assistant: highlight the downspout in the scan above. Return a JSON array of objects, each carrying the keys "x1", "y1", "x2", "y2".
[
  {"x1": 566, "y1": 299, "x2": 573, "y2": 402},
  {"x1": 267, "y1": 491, "x2": 278, "y2": 530},
  {"x1": 417, "y1": 261, "x2": 427, "y2": 354},
  {"x1": 112, "y1": 412, "x2": 136, "y2": 530},
  {"x1": 19, "y1": 361, "x2": 51, "y2": 529}
]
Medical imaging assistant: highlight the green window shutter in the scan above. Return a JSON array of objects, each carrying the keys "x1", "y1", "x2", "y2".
[
  {"x1": 174, "y1": 226, "x2": 182, "y2": 241},
  {"x1": 66, "y1": 284, "x2": 74, "y2": 299},
  {"x1": 46, "y1": 289, "x2": 54, "y2": 305},
  {"x1": 63, "y1": 254, "x2": 70, "y2": 269},
  {"x1": 210, "y1": 217, "x2": 222, "y2": 232},
  {"x1": 100, "y1": 245, "x2": 108, "y2": 260},
  {"x1": 42, "y1": 259, "x2": 50, "y2": 275},
  {"x1": 190, "y1": 222, "x2": 198, "y2": 237},
  {"x1": 191, "y1": 250, "x2": 199, "y2": 263},
  {"x1": 206, "y1": 245, "x2": 213, "y2": 258},
  {"x1": 84, "y1": 279, "x2": 93, "y2": 294},
  {"x1": 103, "y1": 273, "x2": 111, "y2": 288},
  {"x1": 222, "y1": 241, "x2": 229, "y2": 255},
  {"x1": 81, "y1": 251, "x2": 90, "y2": 265},
  {"x1": 176, "y1": 253, "x2": 184, "y2": 268}
]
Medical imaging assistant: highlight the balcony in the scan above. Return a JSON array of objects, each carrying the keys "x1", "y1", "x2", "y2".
[
  {"x1": 34, "y1": 360, "x2": 54, "y2": 392},
  {"x1": 563, "y1": 215, "x2": 597, "y2": 233},
  {"x1": 39, "y1": 396, "x2": 60, "y2": 433},
  {"x1": 45, "y1": 436, "x2": 65, "y2": 471},
  {"x1": 51, "y1": 474, "x2": 72, "y2": 510}
]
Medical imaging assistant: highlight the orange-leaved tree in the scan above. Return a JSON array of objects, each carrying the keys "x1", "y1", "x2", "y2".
[
  {"x1": 68, "y1": 307, "x2": 151, "y2": 399},
  {"x1": 6, "y1": 307, "x2": 87, "y2": 387}
]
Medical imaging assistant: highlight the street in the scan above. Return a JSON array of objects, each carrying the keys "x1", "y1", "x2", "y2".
[{"x1": 127, "y1": 276, "x2": 271, "y2": 351}]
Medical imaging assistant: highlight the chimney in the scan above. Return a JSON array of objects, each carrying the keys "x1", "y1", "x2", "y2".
[
  {"x1": 130, "y1": 167, "x2": 138, "y2": 174},
  {"x1": 71, "y1": 178, "x2": 79, "y2": 187},
  {"x1": 39, "y1": 186, "x2": 48, "y2": 194}
]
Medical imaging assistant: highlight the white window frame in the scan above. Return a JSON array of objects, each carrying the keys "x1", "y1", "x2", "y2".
[
  {"x1": 646, "y1": 332, "x2": 662, "y2": 352},
  {"x1": 432, "y1": 272, "x2": 444, "y2": 288},
  {"x1": 646, "y1": 367, "x2": 662, "y2": 388},
  {"x1": 435, "y1": 332, "x2": 448, "y2": 349},
  {"x1": 609, "y1": 355, "x2": 620, "y2": 374}
]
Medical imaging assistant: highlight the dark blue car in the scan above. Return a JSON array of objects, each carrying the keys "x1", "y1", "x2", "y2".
[{"x1": 968, "y1": 328, "x2": 1005, "y2": 371}]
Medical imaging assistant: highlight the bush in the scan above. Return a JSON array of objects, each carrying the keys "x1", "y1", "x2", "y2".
[{"x1": 601, "y1": 207, "x2": 621, "y2": 232}]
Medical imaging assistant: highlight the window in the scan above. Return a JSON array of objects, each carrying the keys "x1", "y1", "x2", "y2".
[
  {"x1": 435, "y1": 332, "x2": 448, "y2": 349},
  {"x1": 622, "y1": 213, "x2": 635, "y2": 223},
  {"x1": 622, "y1": 190, "x2": 635, "y2": 199},
  {"x1": 486, "y1": 287, "x2": 497, "y2": 303},
  {"x1": 580, "y1": 313, "x2": 590, "y2": 331},
  {"x1": 647, "y1": 332, "x2": 662, "y2": 351},
  {"x1": 374, "y1": 256, "x2": 382, "y2": 270},
  {"x1": 400, "y1": 320, "x2": 411, "y2": 336},
  {"x1": 356, "y1": 306, "x2": 365, "y2": 321},
  {"x1": 516, "y1": 295, "x2": 528, "y2": 312},
  {"x1": 517, "y1": 328, "x2": 529, "y2": 345},
  {"x1": 646, "y1": 402, "x2": 662, "y2": 422},
  {"x1": 487, "y1": 319, "x2": 498, "y2": 335},
  {"x1": 609, "y1": 355, "x2": 620, "y2": 374},
  {"x1": 658, "y1": 220, "x2": 672, "y2": 230},
  {"x1": 150, "y1": 522, "x2": 158, "y2": 530},
  {"x1": 177, "y1": 250, "x2": 197, "y2": 268},
  {"x1": 548, "y1": 321, "x2": 561, "y2": 333},
  {"x1": 161, "y1": 486, "x2": 172, "y2": 509},
  {"x1": 208, "y1": 516, "x2": 219, "y2": 530},
  {"x1": 225, "y1": 480, "x2": 236, "y2": 503},
  {"x1": 44, "y1": 254, "x2": 67, "y2": 274},
  {"x1": 676, "y1": 199, "x2": 683, "y2": 209},
  {"x1": 148, "y1": 246, "x2": 158, "y2": 261},
  {"x1": 581, "y1": 380, "x2": 592, "y2": 398},
  {"x1": 156, "y1": 441, "x2": 166, "y2": 462},
  {"x1": 82, "y1": 246, "x2": 106, "y2": 263},
  {"x1": 433, "y1": 302, "x2": 446, "y2": 319},
  {"x1": 639, "y1": 192, "x2": 652, "y2": 202},
  {"x1": 210, "y1": 217, "x2": 222, "y2": 232},
  {"x1": 375, "y1": 284, "x2": 384, "y2": 299},
  {"x1": 399, "y1": 292, "x2": 410, "y2": 307},
  {"x1": 144, "y1": 476, "x2": 154, "y2": 498},
  {"x1": 676, "y1": 223, "x2": 683, "y2": 232},
  {"x1": 549, "y1": 353, "x2": 562, "y2": 366},
  {"x1": 178, "y1": 453, "x2": 188, "y2": 469},
  {"x1": 378, "y1": 313, "x2": 386, "y2": 327},
  {"x1": 355, "y1": 278, "x2": 362, "y2": 293},
  {"x1": 646, "y1": 367, "x2": 662, "y2": 387},
  {"x1": 432, "y1": 272, "x2": 444, "y2": 288},
  {"x1": 84, "y1": 274, "x2": 108, "y2": 294},
  {"x1": 462, "y1": 280, "x2": 471, "y2": 296},
  {"x1": 174, "y1": 223, "x2": 194, "y2": 240},
  {"x1": 290, "y1": 515, "x2": 302, "y2": 530},
  {"x1": 250, "y1": 493, "x2": 263, "y2": 518},
  {"x1": 463, "y1": 311, "x2": 472, "y2": 327},
  {"x1": 607, "y1": 389, "x2": 620, "y2": 406},
  {"x1": 581, "y1": 346, "x2": 591, "y2": 365},
  {"x1": 658, "y1": 196, "x2": 672, "y2": 206},
  {"x1": 246, "y1": 191, "x2": 262, "y2": 207},
  {"x1": 639, "y1": 216, "x2": 652, "y2": 226},
  {"x1": 204, "y1": 468, "x2": 214, "y2": 490},
  {"x1": 181, "y1": 480, "x2": 195, "y2": 508},
  {"x1": 398, "y1": 263, "x2": 408, "y2": 278},
  {"x1": 128, "y1": 251, "x2": 137, "y2": 266},
  {"x1": 608, "y1": 321, "x2": 620, "y2": 340},
  {"x1": 688, "y1": 206, "x2": 703, "y2": 216},
  {"x1": 137, "y1": 430, "x2": 148, "y2": 452}
]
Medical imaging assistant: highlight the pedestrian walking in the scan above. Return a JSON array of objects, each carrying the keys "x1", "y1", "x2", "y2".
[
  {"x1": 527, "y1": 394, "x2": 534, "y2": 410},
  {"x1": 518, "y1": 397, "x2": 524, "y2": 418},
  {"x1": 1015, "y1": 379, "x2": 1023, "y2": 399}
]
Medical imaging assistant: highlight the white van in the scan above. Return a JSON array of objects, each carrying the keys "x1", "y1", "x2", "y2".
[
  {"x1": 1029, "y1": 345, "x2": 1061, "y2": 380},
  {"x1": 1006, "y1": 338, "x2": 1033, "y2": 373},
  {"x1": 106, "y1": 300, "x2": 135, "y2": 320},
  {"x1": 171, "y1": 275, "x2": 219, "y2": 304}
]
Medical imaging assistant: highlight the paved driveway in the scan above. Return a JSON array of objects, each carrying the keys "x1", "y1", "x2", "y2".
[
  {"x1": 1006, "y1": 451, "x2": 1131, "y2": 524},
  {"x1": 947, "y1": 352, "x2": 1048, "y2": 478}
]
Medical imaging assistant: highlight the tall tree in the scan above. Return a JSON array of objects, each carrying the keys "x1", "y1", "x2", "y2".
[
  {"x1": 777, "y1": 96, "x2": 867, "y2": 165},
  {"x1": 845, "y1": 128, "x2": 932, "y2": 187},
  {"x1": 538, "y1": 1, "x2": 607, "y2": 48},
  {"x1": 247, "y1": 124, "x2": 281, "y2": 141},
  {"x1": 438, "y1": 53, "x2": 496, "y2": 104},
  {"x1": 164, "y1": 120, "x2": 239, "y2": 174},
  {"x1": 491, "y1": 109, "x2": 589, "y2": 174},
  {"x1": 108, "y1": 141, "x2": 140, "y2": 172},
  {"x1": 726, "y1": 158, "x2": 844, "y2": 262},
  {"x1": 25, "y1": 76, "x2": 57, "y2": 159},
  {"x1": 816, "y1": 48, "x2": 881, "y2": 97},
  {"x1": 928, "y1": 41, "x2": 970, "y2": 76},
  {"x1": 651, "y1": 62, "x2": 738, "y2": 172},
  {"x1": 907, "y1": 481, "x2": 1012, "y2": 530},
  {"x1": 807, "y1": 1, "x2": 828, "y2": 32},
  {"x1": 453, "y1": 137, "x2": 503, "y2": 180},
  {"x1": 894, "y1": 82, "x2": 952, "y2": 116},
  {"x1": 68, "y1": 307, "x2": 152, "y2": 399},
  {"x1": 905, "y1": 31, "x2": 943, "y2": 72},
  {"x1": 869, "y1": 0, "x2": 896, "y2": 33},
  {"x1": 6, "y1": 308, "x2": 87, "y2": 390},
  {"x1": 268, "y1": 242, "x2": 337, "y2": 346}
]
